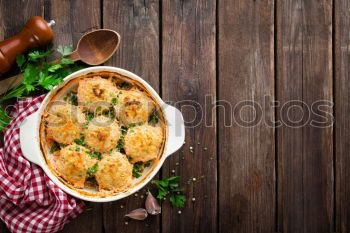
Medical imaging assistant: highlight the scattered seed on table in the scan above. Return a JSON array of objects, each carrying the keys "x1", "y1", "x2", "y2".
[
  {"x1": 197, "y1": 142, "x2": 200, "y2": 145},
  {"x1": 203, "y1": 147, "x2": 208, "y2": 151},
  {"x1": 192, "y1": 178, "x2": 196, "y2": 181},
  {"x1": 125, "y1": 222, "x2": 128, "y2": 225},
  {"x1": 176, "y1": 162, "x2": 180, "y2": 166},
  {"x1": 171, "y1": 169, "x2": 175, "y2": 173},
  {"x1": 192, "y1": 198, "x2": 196, "y2": 201},
  {"x1": 141, "y1": 195, "x2": 144, "y2": 198},
  {"x1": 163, "y1": 197, "x2": 166, "y2": 200},
  {"x1": 135, "y1": 193, "x2": 138, "y2": 197},
  {"x1": 120, "y1": 205, "x2": 124, "y2": 209},
  {"x1": 178, "y1": 211, "x2": 182, "y2": 214}
]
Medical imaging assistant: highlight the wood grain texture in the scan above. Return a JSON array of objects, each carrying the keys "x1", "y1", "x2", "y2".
[
  {"x1": 44, "y1": 1, "x2": 103, "y2": 232},
  {"x1": 161, "y1": 0, "x2": 217, "y2": 233},
  {"x1": 44, "y1": 0, "x2": 101, "y2": 54},
  {"x1": 102, "y1": 1, "x2": 160, "y2": 233},
  {"x1": 335, "y1": 0, "x2": 350, "y2": 232},
  {"x1": 277, "y1": 0, "x2": 334, "y2": 232},
  {"x1": 218, "y1": 0, "x2": 275, "y2": 232},
  {"x1": 0, "y1": 0, "x2": 43, "y2": 232}
]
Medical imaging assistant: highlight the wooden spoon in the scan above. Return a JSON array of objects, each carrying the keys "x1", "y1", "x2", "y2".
[
  {"x1": 0, "y1": 29, "x2": 121, "y2": 94},
  {"x1": 61, "y1": 29, "x2": 120, "y2": 65}
]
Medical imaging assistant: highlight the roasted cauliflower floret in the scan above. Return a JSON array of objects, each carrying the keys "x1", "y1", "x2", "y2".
[
  {"x1": 124, "y1": 125, "x2": 163, "y2": 163},
  {"x1": 54, "y1": 144, "x2": 97, "y2": 188},
  {"x1": 95, "y1": 152, "x2": 133, "y2": 192},
  {"x1": 84, "y1": 116, "x2": 121, "y2": 152},
  {"x1": 116, "y1": 90, "x2": 155, "y2": 125},
  {"x1": 45, "y1": 103, "x2": 85, "y2": 145},
  {"x1": 77, "y1": 76, "x2": 118, "y2": 112}
]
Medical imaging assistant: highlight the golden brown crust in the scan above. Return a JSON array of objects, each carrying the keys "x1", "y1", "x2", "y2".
[
  {"x1": 95, "y1": 152, "x2": 133, "y2": 192},
  {"x1": 45, "y1": 103, "x2": 85, "y2": 145},
  {"x1": 54, "y1": 144, "x2": 96, "y2": 188},
  {"x1": 124, "y1": 125, "x2": 163, "y2": 163},
  {"x1": 84, "y1": 116, "x2": 121, "y2": 152},
  {"x1": 116, "y1": 90, "x2": 155, "y2": 125},
  {"x1": 77, "y1": 76, "x2": 118, "y2": 112}
]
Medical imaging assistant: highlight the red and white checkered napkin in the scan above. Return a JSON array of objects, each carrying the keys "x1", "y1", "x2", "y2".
[{"x1": 0, "y1": 95, "x2": 85, "y2": 233}]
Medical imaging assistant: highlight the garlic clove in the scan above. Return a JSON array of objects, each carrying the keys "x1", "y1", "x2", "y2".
[
  {"x1": 145, "y1": 191, "x2": 161, "y2": 215},
  {"x1": 125, "y1": 208, "x2": 148, "y2": 220}
]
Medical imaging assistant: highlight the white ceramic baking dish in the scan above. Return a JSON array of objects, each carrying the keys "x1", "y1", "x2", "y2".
[{"x1": 19, "y1": 66, "x2": 185, "y2": 202}]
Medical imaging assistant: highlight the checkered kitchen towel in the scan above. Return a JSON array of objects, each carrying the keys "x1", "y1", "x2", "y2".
[{"x1": 0, "y1": 95, "x2": 85, "y2": 233}]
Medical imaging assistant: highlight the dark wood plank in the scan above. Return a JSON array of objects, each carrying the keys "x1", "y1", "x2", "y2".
[
  {"x1": 0, "y1": 0, "x2": 43, "y2": 232},
  {"x1": 44, "y1": 1, "x2": 103, "y2": 232},
  {"x1": 218, "y1": 0, "x2": 275, "y2": 232},
  {"x1": 161, "y1": 0, "x2": 217, "y2": 233},
  {"x1": 102, "y1": 1, "x2": 160, "y2": 232},
  {"x1": 276, "y1": 0, "x2": 304, "y2": 232},
  {"x1": 335, "y1": 0, "x2": 350, "y2": 232},
  {"x1": 44, "y1": 0, "x2": 101, "y2": 54},
  {"x1": 277, "y1": 0, "x2": 333, "y2": 232}
]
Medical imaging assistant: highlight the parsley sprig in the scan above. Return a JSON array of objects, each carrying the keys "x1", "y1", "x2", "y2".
[
  {"x1": 0, "y1": 44, "x2": 85, "y2": 130},
  {"x1": 152, "y1": 176, "x2": 187, "y2": 208},
  {"x1": 87, "y1": 163, "x2": 98, "y2": 176}
]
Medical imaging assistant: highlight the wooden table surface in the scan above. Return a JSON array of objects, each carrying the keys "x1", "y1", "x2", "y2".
[{"x1": 0, "y1": 0, "x2": 349, "y2": 232}]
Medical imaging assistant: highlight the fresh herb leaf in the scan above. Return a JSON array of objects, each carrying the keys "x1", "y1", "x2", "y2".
[
  {"x1": 23, "y1": 64, "x2": 40, "y2": 91},
  {"x1": 87, "y1": 151, "x2": 102, "y2": 160},
  {"x1": 112, "y1": 97, "x2": 118, "y2": 105},
  {"x1": 87, "y1": 163, "x2": 98, "y2": 176},
  {"x1": 28, "y1": 44, "x2": 54, "y2": 62},
  {"x1": 132, "y1": 162, "x2": 144, "y2": 178},
  {"x1": 103, "y1": 106, "x2": 115, "y2": 119},
  {"x1": 152, "y1": 176, "x2": 187, "y2": 208},
  {"x1": 50, "y1": 142, "x2": 60, "y2": 153},
  {"x1": 118, "y1": 82, "x2": 132, "y2": 89},
  {"x1": 74, "y1": 135, "x2": 86, "y2": 146},
  {"x1": 0, "y1": 108, "x2": 11, "y2": 130},
  {"x1": 57, "y1": 45, "x2": 73, "y2": 56},
  {"x1": 169, "y1": 194, "x2": 186, "y2": 208},
  {"x1": 60, "y1": 58, "x2": 74, "y2": 65},
  {"x1": 149, "y1": 110, "x2": 159, "y2": 125},
  {"x1": 65, "y1": 92, "x2": 78, "y2": 105},
  {"x1": 116, "y1": 140, "x2": 124, "y2": 153},
  {"x1": 85, "y1": 111, "x2": 95, "y2": 122},
  {"x1": 16, "y1": 54, "x2": 26, "y2": 70},
  {"x1": 48, "y1": 64, "x2": 63, "y2": 72}
]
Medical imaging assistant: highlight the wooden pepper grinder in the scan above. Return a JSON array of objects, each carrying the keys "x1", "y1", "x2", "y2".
[{"x1": 0, "y1": 16, "x2": 55, "y2": 74}]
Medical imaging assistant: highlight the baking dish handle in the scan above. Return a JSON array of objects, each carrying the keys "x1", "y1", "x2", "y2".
[
  {"x1": 19, "y1": 111, "x2": 43, "y2": 166},
  {"x1": 163, "y1": 104, "x2": 185, "y2": 157}
]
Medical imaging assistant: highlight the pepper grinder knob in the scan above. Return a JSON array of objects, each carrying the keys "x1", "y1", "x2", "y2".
[{"x1": 0, "y1": 16, "x2": 54, "y2": 74}]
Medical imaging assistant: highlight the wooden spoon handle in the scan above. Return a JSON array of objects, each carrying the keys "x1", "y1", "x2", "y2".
[{"x1": 50, "y1": 51, "x2": 80, "y2": 65}]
